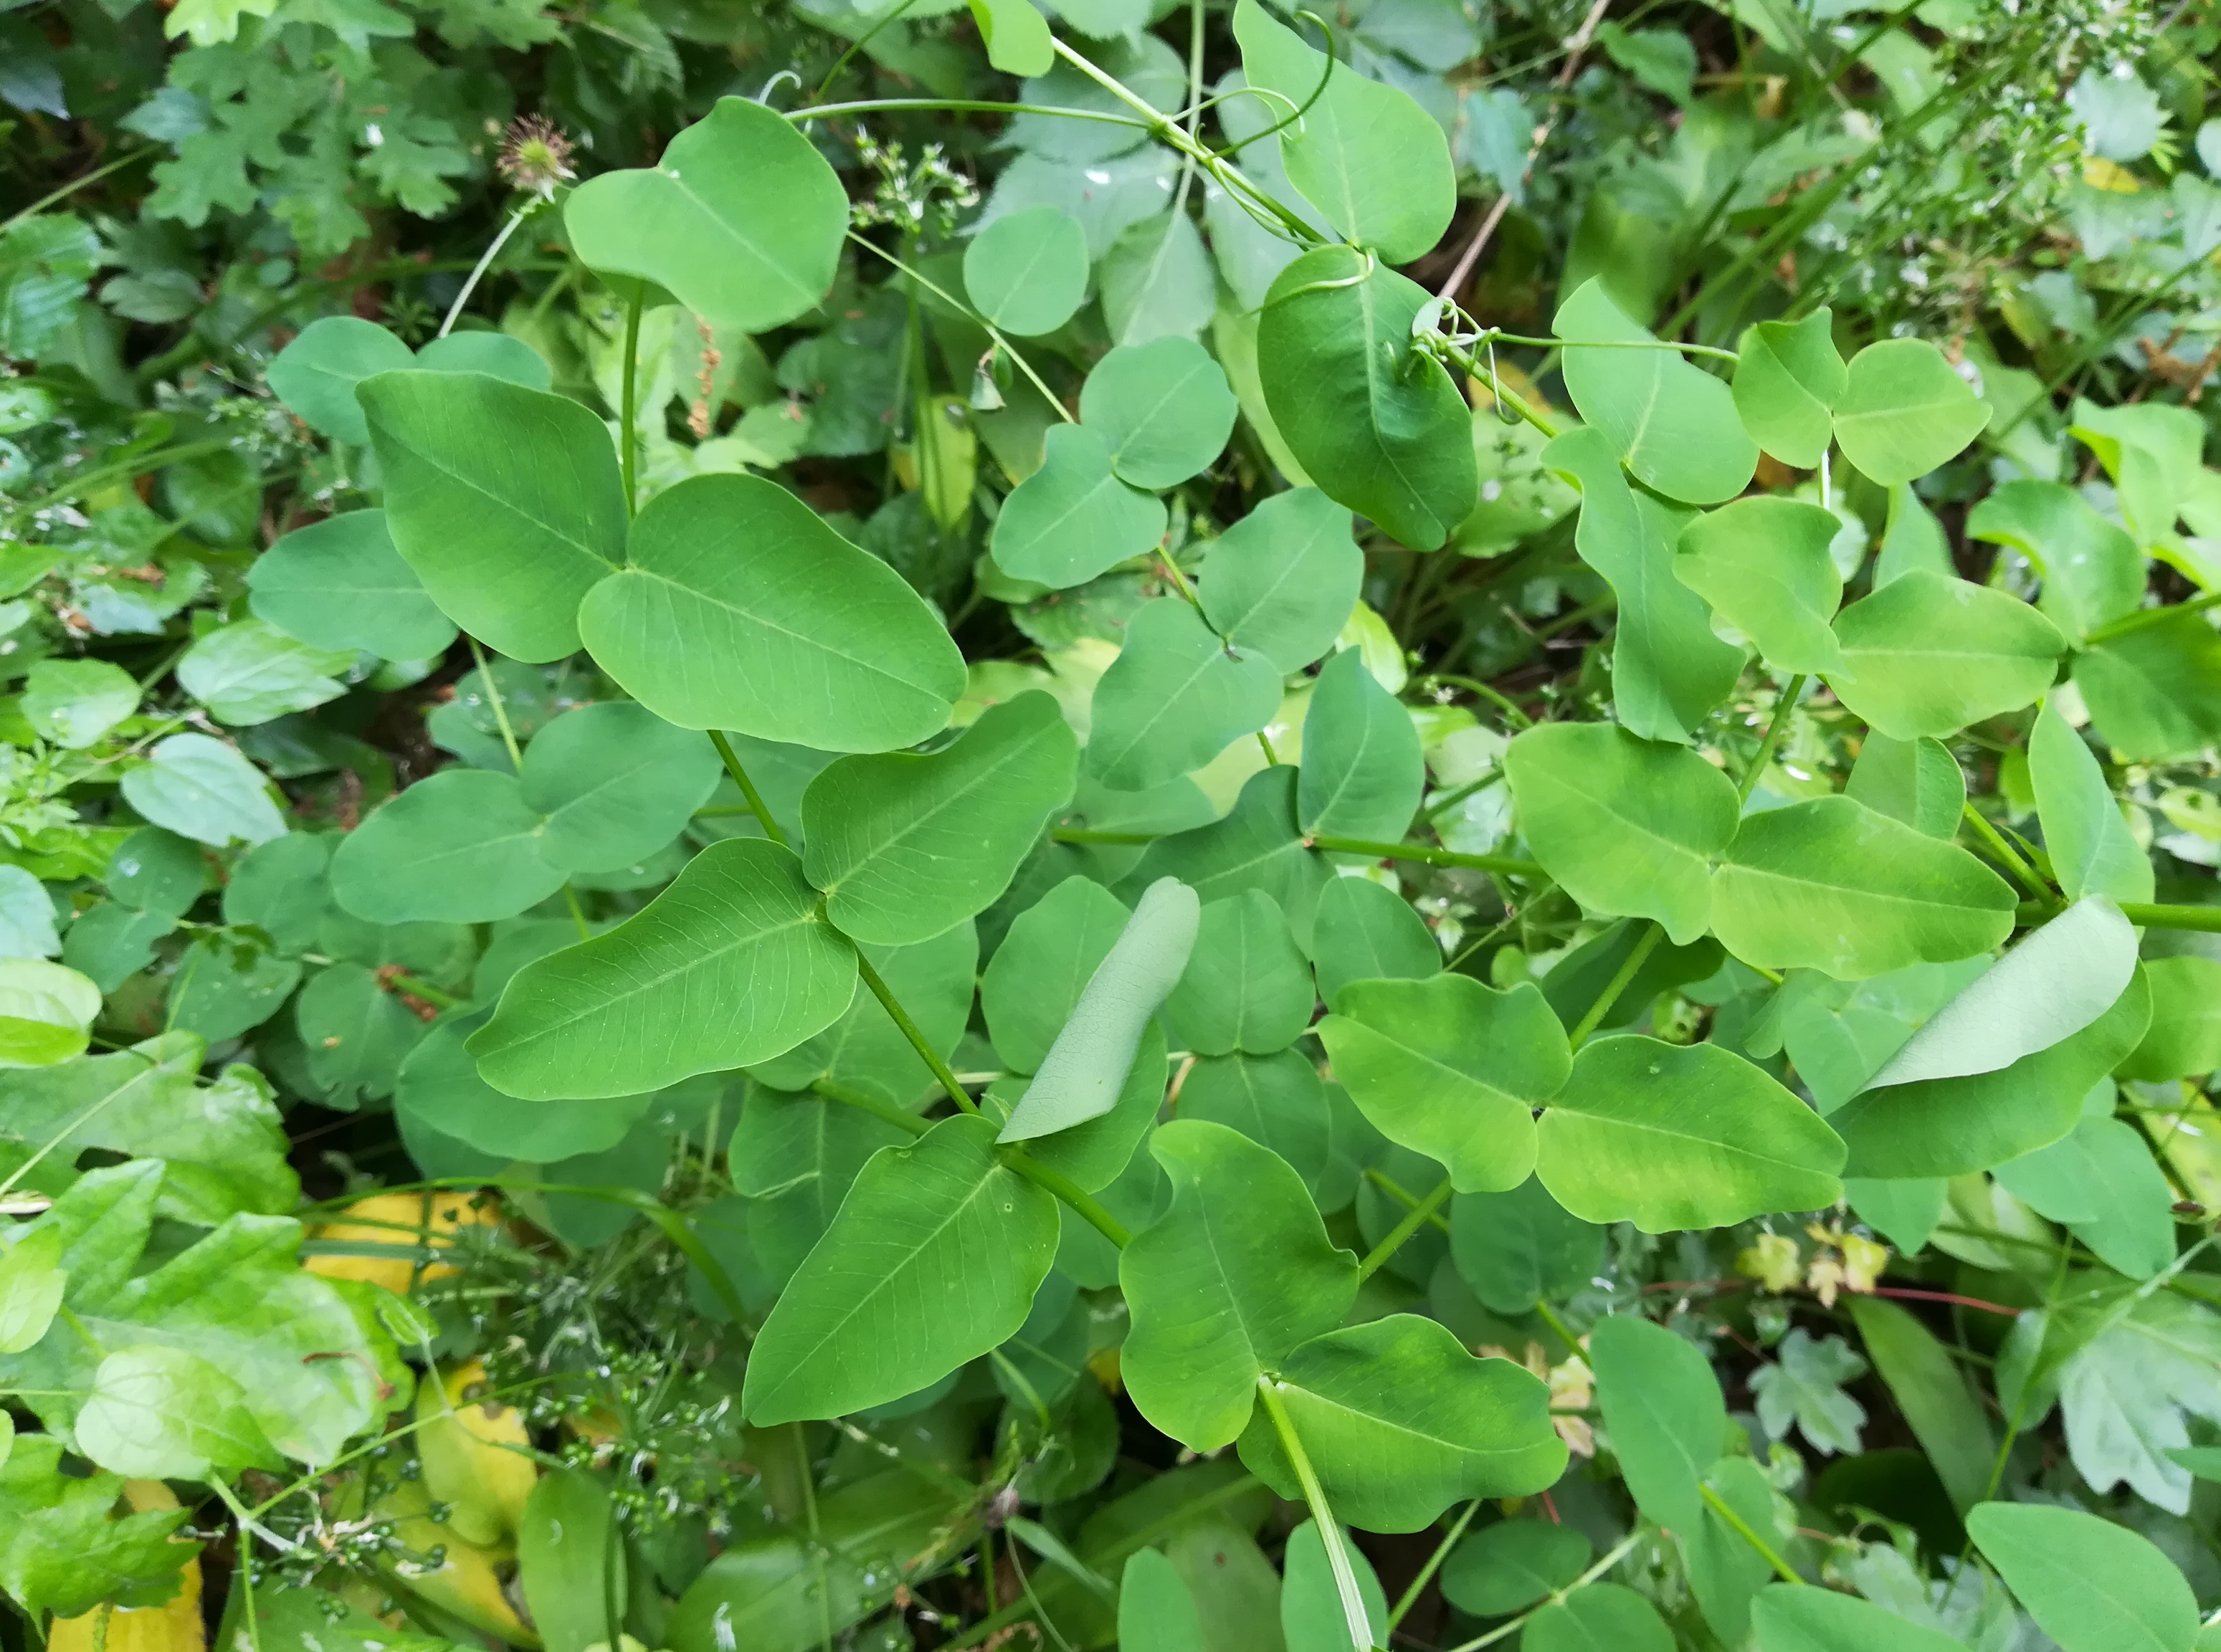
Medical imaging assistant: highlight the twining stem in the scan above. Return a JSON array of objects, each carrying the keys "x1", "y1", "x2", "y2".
[
  {"x1": 619, "y1": 288, "x2": 644, "y2": 514},
  {"x1": 845, "y1": 232, "x2": 1072, "y2": 422},
  {"x1": 1306, "y1": 835, "x2": 1544, "y2": 879},
  {"x1": 1701, "y1": 1481, "x2": 1800, "y2": 1583},
  {"x1": 1255, "y1": 1378, "x2": 1379, "y2": 1652},
  {"x1": 788, "y1": 97, "x2": 1151, "y2": 130},
  {"x1": 814, "y1": 1077, "x2": 931, "y2": 1136},
  {"x1": 1000, "y1": 1151, "x2": 1131, "y2": 1248},
  {"x1": 1389, "y1": 1498, "x2": 1481, "y2": 1630},
  {"x1": 1357, "y1": 1175, "x2": 1452, "y2": 1281},
  {"x1": 709, "y1": 731, "x2": 789, "y2": 848},
  {"x1": 464, "y1": 636, "x2": 525, "y2": 770},
  {"x1": 1960, "y1": 802, "x2": 2049, "y2": 902},
  {"x1": 1738, "y1": 674, "x2": 1806, "y2": 803},
  {"x1": 439, "y1": 199, "x2": 538, "y2": 338},
  {"x1": 1569, "y1": 923, "x2": 1662, "y2": 1048},
  {"x1": 855, "y1": 953, "x2": 977, "y2": 1112},
  {"x1": 1482, "y1": 330, "x2": 1740, "y2": 364}
]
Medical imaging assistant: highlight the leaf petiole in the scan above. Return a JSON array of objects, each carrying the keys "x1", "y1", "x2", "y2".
[{"x1": 1255, "y1": 1375, "x2": 1379, "y2": 1652}]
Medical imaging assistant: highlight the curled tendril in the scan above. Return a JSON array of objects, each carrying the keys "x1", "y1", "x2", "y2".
[
  {"x1": 1178, "y1": 82, "x2": 1303, "y2": 132},
  {"x1": 1260, "y1": 246, "x2": 1376, "y2": 310},
  {"x1": 756, "y1": 68, "x2": 802, "y2": 108},
  {"x1": 1214, "y1": 9, "x2": 1338, "y2": 158}
]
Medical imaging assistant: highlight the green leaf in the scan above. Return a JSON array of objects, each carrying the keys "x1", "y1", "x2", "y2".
[
  {"x1": 1681, "y1": 1455, "x2": 1786, "y2": 1644},
  {"x1": 0, "y1": 1435, "x2": 194, "y2": 1617},
  {"x1": 1196, "y1": 487, "x2": 1361, "y2": 673},
  {"x1": 1177, "y1": 1049, "x2": 1333, "y2": 1195},
  {"x1": 1119, "y1": 1118, "x2": 1356, "y2": 1449},
  {"x1": 222, "y1": 832, "x2": 330, "y2": 957},
  {"x1": 1299, "y1": 646, "x2": 1423, "y2": 846},
  {"x1": 266, "y1": 315, "x2": 412, "y2": 445},
  {"x1": 247, "y1": 510, "x2": 457, "y2": 661},
  {"x1": 470, "y1": 838, "x2": 858, "y2": 1099},
  {"x1": 1843, "y1": 733, "x2": 1963, "y2": 839},
  {"x1": 1282, "y1": 1519, "x2": 1388, "y2": 1652},
  {"x1": 743, "y1": 1112, "x2": 1058, "y2": 1423},
  {"x1": 0, "y1": 959, "x2": 102, "y2": 1068},
  {"x1": 330, "y1": 768, "x2": 563, "y2": 925},
  {"x1": 120, "y1": 734, "x2": 286, "y2": 848},
  {"x1": 0, "y1": 1228, "x2": 65, "y2": 1355},
  {"x1": 21, "y1": 659, "x2": 138, "y2": 750},
  {"x1": 1000, "y1": 876, "x2": 1197, "y2": 1141},
  {"x1": 563, "y1": 97, "x2": 849, "y2": 334},
  {"x1": 414, "y1": 330, "x2": 551, "y2": 388},
  {"x1": 1318, "y1": 973, "x2": 1563, "y2": 1192},
  {"x1": 1588, "y1": 1313, "x2": 1723, "y2": 1533},
  {"x1": 1086, "y1": 598, "x2": 1282, "y2": 791},
  {"x1": 989, "y1": 423, "x2": 1168, "y2": 590},
  {"x1": 1078, "y1": 336, "x2": 1240, "y2": 490},
  {"x1": 1752, "y1": 1327, "x2": 1865, "y2": 1456},
  {"x1": 0, "y1": 867, "x2": 56, "y2": 963},
  {"x1": 1847, "y1": 1296, "x2": 1995, "y2": 1513},
  {"x1": 1164, "y1": 888, "x2": 1312, "y2": 1056},
  {"x1": 522, "y1": 701, "x2": 723, "y2": 875},
  {"x1": 802, "y1": 691, "x2": 1077, "y2": 945},
  {"x1": 582, "y1": 473, "x2": 964, "y2": 753},
  {"x1": 297, "y1": 963, "x2": 426, "y2": 1106},
  {"x1": 1238, "y1": 1314, "x2": 1566, "y2": 1532},
  {"x1": 2030, "y1": 700, "x2": 2152, "y2": 904},
  {"x1": 969, "y1": 0, "x2": 1055, "y2": 75},
  {"x1": 1002, "y1": 1018, "x2": 1167, "y2": 1193},
  {"x1": 75, "y1": 1344, "x2": 282, "y2": 1481},
  {"x1": 1554, "y1": 280, "x2": 1757, "y2": 505},
  {"x1": 397, "y1": 1010, "x2": 652, "y2": 1162},
  {"x1": 0, "y1": 1034, "x2": 295, "y2": 1224},
  {"x1": 1537, "y1": 1036, "x2": 1846, "y2": 1231},
  {"x1": 964, "y1": 206, "x2": 1089, "y2": 335},
  {"x1": 1523, "y1": 1585, "x2": 1673, "y2": 1652},
  {"x1": 1257, "y1": 247, "x2": 1477, "y2": 550},
  {"x1": 1442, "y1": 1519, "x2": 1592, "y2": 1618},
  {"x1": 1832, "y1": 339, "x2": 1992, "y2": 486},
  {"x1": 1118, "y1": 1549, "x2": 1205, "y2": 1652},
  {"x1": 1674, "y1": 497, "x2": 1847, "y2": 675},
  {"x1": 1825, "y1": 570, "x2": 2065, "y2": 739},
  {"x1": 1834, "y1": 965, "x2": 2149, "y2": 1176},
  {"x1": 1449, "y1": 1178, "x2": 1602, "y2": 1317},
  {"x1": 1966, "y1": 480, "x2": 2144, "y2": 641},
  {"x1": 358, "y1": 370, "x2": 624, "y2": 662},
  {"x1": 1542, "y1": 427, "x2": 1744, "y2": 740},
  {"x1": 2121, "y1": 955, "x2": 2221, "y2": 1081},
  {"x1": 2071, "y1": 400, "x2": 2201, "y2": 548},
  {"x1": 1307, "y1": 874, "x2": 1439, "y2": 1003},
  {"x1": 168, "y1": 932, "x2": 301, "y2": 1043},
  {"x1": 176, "y1": 619, "x2": 354, "y2": 726},
  {"x1": 1967, "y1": 1501, "x2": 2195, "y2": 1652},
  {"x1": 518, "y1": 1469, "x2": 622, "y2": 1652},
  {"x1": 2075, "y1": 608, "x2": 2221, "y2": 762},
  {"x1": 1503, "y1": 721, "x2": 1740, "y2": 944},
  {"x1": 1708, "y1": 796, "x2": 2016, "y2": 978},
  {"x1": 982, "y1": 875, "x2": 1132, "y2": 1072},
  {"x1": 1750, "y1": 1582, "x2": 1969, "y2": 1652},
  {"x1": 1731, "y1": 309, "x2": 1846, "y2": 469},
  {"x1": 1231, "y1": 0, "x2": 1455, "y2": 262},
  {"x1": 1121, "y1": 765, "x2": 1332, "y2": 944},
  {"x1": 1996, "y1": 1114, "x2": 2176, "y2": 1279},
  {"x1": 1863, "y1": 897, "x2": 2139, "y2": 1089}
]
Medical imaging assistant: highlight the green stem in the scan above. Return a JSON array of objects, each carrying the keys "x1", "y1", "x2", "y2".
[
  {"x1": 1418, "y1": 673, "x2": 1534, "y2": 729},
  {"x1": 1532, "y1": 1299, "x2": 1580, "y2": 1352},
  {"x1": 2083, "y1": 588, "x2": 2221, "y2": 645},
  {"x1": 1362, "y1": 1168, "x2": 1454, "y2": 1236},
  {"x1": 463, "y1": 636, "x2": 525, "y2": 771},
  {"x1": 813, "y1": 1077, "x2": 931, "y2": 1137},
  {"x1": 1000, "y1": 1150, "x2": 1131, "y2": 1248},
  {"x1": 855, "y1": 953, "x2": 976, "y2": 1112},
  {"x1": 1388, "y1": 1499, "x2": 1481, "y2": 1631},
  {"x1": 2022, "y1": 899, "x2": 2221, "y2": 933},
  {"x1": 1443, "y1": 1530, "x2": 1646, "y2": 1652},
  {"x1": 1256, "y1": 1377, "x2": 1378, "y2": 1651},
  {"x1": 709, "y1": 731, "x2": 790, "y2": 849},
  {"x1": 1738, "y1": 674, "x2": 1806, "y2": 803},
  {"x1": 1486, "y1": 329, "x2": 1739, "y2": 363},
  {"x1": 786, "y1": 97, "x2": 1151, "y2": 130},
  {"x1": 439, "y1": 199, "x2": 538, "y2": 338},
  {"x1": 1700, "y1": 1481, "x2": 1799, "y2": 1584},
  {"x1": 619, "y1": 288, "x2": 643, "y2": 515},
  {"x1": 1442, "y1": 341, "x2": 1561, "y2": 439},
  {"x1": 14, "y1": 438, "x2": 232, "y2": 515},
  {"x1": 384, "y1": 971, "x2": 462, "y2": 1010},
  {"x1": 1306, "y1": 835, "x2": 1544, "y2": 879},
  {"x1": 3, "y1": 147, "x2": 156, "y2": 234},
  {"x1": 846, "y1": 231, "x2": 1073, "y2": 422},
  {"x1": 1961, "y1": 803, "x2": 2049, "y2": 902},
  {"x1": 1356, "y1": 1175, "x2": 1452, "y2": 1281},
  {"x1": 1567, "y1": 922, "x2": 1661, "y2": 1048},
  {"x1": 1052, "y1": 827, "x2": 1158, "y2": 846}
]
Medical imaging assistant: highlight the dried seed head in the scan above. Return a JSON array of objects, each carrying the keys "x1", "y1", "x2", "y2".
[{"x1": 499, "y1": 114, "x2": 577, "y2": 195}]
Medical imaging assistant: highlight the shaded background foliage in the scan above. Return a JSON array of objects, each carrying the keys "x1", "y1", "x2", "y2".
[{"x1": 7, "y1": 0, "x2": 2221, "y2": 1648}]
